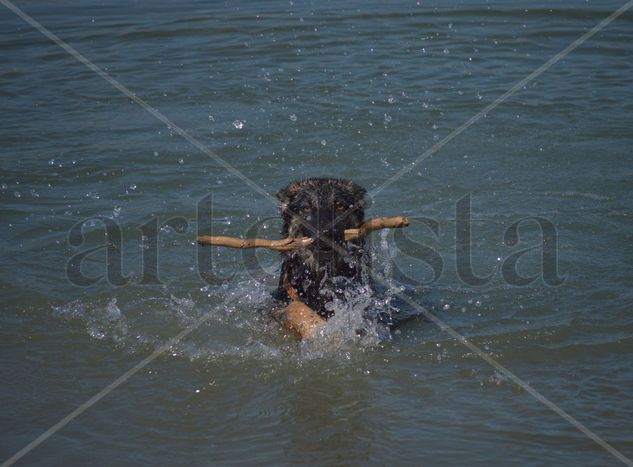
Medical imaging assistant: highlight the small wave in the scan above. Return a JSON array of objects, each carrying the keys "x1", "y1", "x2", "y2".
[{"x1": 537, "y1": 191, "x2": 610, "y2": 201}]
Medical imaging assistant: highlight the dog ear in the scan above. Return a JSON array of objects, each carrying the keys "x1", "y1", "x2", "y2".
[
  {"x1": 277, "y1": 181, "x2": 302, "y2": 209},
  {"x1": 346, "y1": 181, "x2": 371, "y2": 209}
]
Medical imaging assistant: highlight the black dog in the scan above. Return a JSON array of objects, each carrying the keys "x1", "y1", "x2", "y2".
[{"x1": 274, "y1": 178, "x2": 370, "y2": 320}]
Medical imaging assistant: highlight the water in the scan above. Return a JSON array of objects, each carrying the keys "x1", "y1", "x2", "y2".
[{"x1": 2, "y1": 0, "x2": 633, "y2": 464}]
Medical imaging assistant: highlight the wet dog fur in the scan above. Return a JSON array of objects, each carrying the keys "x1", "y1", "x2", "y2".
[{"x1": 274, "y1": 178, "x2": 370, "y2": 319}]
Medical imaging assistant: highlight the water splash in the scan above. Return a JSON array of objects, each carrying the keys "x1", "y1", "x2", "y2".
[
  {"x1": 300, "y1": 283, "x2": 391, "y2": 358},
  {"x1": 50, "y1": 237, "x2": 406, "y2": 363},
  {"x1": 53, "y1": 298, "x2": 129, "y2": 344}
]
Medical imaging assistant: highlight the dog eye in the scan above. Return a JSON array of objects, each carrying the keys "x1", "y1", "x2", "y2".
[
  {"x1": 336, "y1": 204, "x2": 346, "y2": 212},
  {"x1": 302, "y1": 206, "x2": 312, "y2": 213}
]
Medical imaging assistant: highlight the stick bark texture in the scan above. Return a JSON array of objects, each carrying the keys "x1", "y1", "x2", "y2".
[{"x1": 196, "y1": 216, "x2": 410, "y2": 251}]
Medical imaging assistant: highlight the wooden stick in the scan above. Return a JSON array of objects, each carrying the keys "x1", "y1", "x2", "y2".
[
  {"x1": 196, "y1": 216, "x2": 410, "y2": 251},
  {"x1": 343, "y1": 216, "x2": 410, "y2": 240},
  {"x1": 195, "y1": 235, "x2": 313, "y2": 252}
]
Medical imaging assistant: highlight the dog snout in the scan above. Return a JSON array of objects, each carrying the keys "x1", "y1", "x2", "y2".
[
  {"x1": 315, "y1": 224, "x2": 345, "y2": 249},
  {"x1": 299, "y1": 206, "x2": 348, "y2": 246}
]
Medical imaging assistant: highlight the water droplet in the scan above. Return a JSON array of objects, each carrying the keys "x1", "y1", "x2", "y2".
[
  {"x1": 289, "y1": 114, "x2": 297, "y2": 122},
  {"x1": 233, "y1": 120, "x2": 244, "y2": 129},
  {"x1": 320, "y1": 139, "x2": 327, "y2": 146}
]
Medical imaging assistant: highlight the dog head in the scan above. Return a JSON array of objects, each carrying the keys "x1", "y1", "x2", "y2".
[{"x1": 277, "y1": 178, "x2": 367, "y2": 257}]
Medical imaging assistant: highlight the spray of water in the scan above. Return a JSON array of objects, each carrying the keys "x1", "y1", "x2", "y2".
[{"x1": 51, "y1": 234, "x2": 404, "y2": 363}]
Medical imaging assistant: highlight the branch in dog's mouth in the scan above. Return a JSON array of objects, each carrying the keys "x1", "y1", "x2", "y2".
[{"x1": 196, "y1": 216, "x2": 411, "y2": 251}]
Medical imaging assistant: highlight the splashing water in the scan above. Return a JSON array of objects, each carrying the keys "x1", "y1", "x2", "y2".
[
  {"x1": 378, "y1": 229, "x2": 405, "y2": 300},
  {"x1": 50, "y1": 236, "x2": 405, "y2": 363},
  {"x1": 296, "y1": 232, "x2": 407, "y2": 356},
  {"x1": 53, "y1": 298, "x2": 129, "y2": 344},
  {"x1": 300, "y1": 283, "x2": 392, "y2": 358}
]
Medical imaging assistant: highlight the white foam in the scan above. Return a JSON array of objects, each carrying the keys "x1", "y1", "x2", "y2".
[{"x1": 51, "y1": 238, "x2": 403, "y2": 363}]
